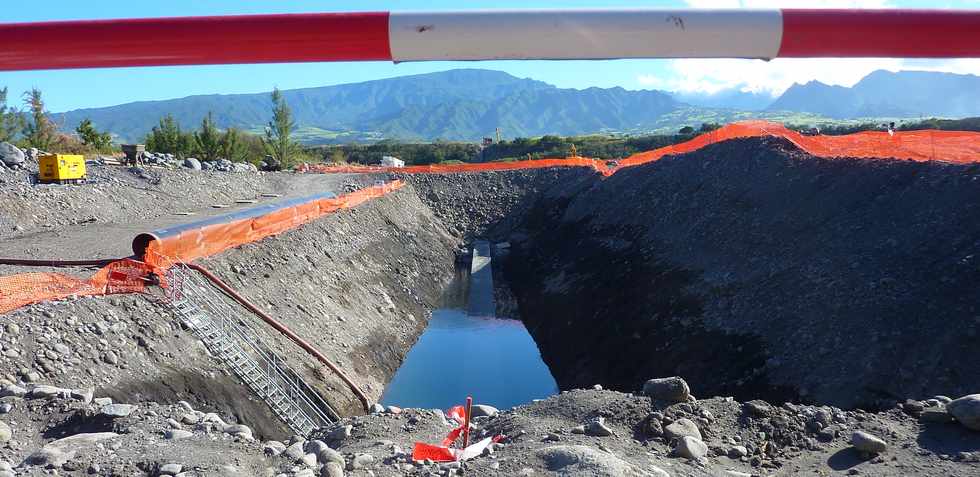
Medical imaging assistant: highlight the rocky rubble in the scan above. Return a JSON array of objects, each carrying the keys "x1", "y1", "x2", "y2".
[
  {"x1": 395, "y1": 168, "x2": 595, "y2": 241},
  {"x1": 0, "y1": 381, "x2": 305, "y2": 476},
  {"x1": 289, "y1": 376, "x2": 978, "y2": 476},
  {"x1": 130, "y1": 151, "x2": 260, "y2": 173},
  {"x1": 5, "y1": 375, "x2": 978, "y2": 475}
]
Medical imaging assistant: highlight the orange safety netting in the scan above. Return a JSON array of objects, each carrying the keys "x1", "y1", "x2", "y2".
[
  {"x1": 143, "y1": 179, "x2": 404, "y2": 266},
  {"x1": 616, "y1": 120, "x2": 980, "y2": 170},
  {"x1": 299, "y1": 120, "x2": 980, "y2": 178},
  {"x1": 0, "y1": 259, "x2": 154, "y2": 314},
  {"x1": 0, "y1": 180, "x2": 405, "y2": 315}
]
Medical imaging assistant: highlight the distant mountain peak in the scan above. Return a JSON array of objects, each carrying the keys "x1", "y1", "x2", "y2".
[{"x1": 768, "y1": 69, "x2": 980, "y2": 119}]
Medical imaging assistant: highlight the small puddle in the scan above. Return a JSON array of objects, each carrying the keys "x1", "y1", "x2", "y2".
[{"x1": 380, "y1": 309, "x2": 559, "y2": 410}]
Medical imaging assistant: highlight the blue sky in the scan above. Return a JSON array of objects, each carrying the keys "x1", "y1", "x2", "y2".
[{"x1": 1, "y1": 0, "x2": 977, "y2": 112}]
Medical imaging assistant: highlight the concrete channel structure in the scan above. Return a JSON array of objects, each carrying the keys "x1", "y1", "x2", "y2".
[{"x1": 467, "y1": 241, "x2": 495, "y2": 317}]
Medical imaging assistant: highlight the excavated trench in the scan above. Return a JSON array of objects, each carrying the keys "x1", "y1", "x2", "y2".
[{"x1": 25, "y1": 136, "x2": 978, "y2": 442}]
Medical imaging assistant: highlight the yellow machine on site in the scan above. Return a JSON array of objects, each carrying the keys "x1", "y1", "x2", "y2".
[{"x1": 38, "y1": 154, "x2": 86, "y2": 184}]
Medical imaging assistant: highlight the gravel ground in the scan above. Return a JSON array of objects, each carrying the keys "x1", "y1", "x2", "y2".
[
  {"x1": 0, "y1": 389, "x2": 296, "y2": 476},
  {"x1": 308, "y1": 377, "x2": 980, "y2": 477}
]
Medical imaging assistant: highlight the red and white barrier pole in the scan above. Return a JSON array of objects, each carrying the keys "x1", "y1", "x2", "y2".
[{"x1": 0, "y1": 9, "x2": 977, "y2": 71}]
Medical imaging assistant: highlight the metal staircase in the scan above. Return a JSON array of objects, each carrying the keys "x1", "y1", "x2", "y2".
[{"x1": 164, "y1": 261, "x2": 337, "y2": 436}]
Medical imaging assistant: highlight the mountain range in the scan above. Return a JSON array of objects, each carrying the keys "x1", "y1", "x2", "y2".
[
  {"x1": 54, "y1": 69, "x2": 980, "y2": 144},
  {"x1": 767, "y1": 70, "x2": 980, "y2": 119},
  {"x1": 58, "y1": 70, "x2": 680, "y2": 143}
]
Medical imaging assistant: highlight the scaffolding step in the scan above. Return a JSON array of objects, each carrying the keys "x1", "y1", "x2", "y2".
[{"x1": 165, "y1": 263, "x2": 336, "y2": 436}]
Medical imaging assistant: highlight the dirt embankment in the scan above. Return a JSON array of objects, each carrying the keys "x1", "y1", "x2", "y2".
[
  {"x1": 498, "y1": 137, "x2": 980, "y2": 409},
  {"x1": 196, "y1": 183, "x2": 460, "y2": 417},
  {"x1": 395, "y1": 168, "x2": 596, "y2": 241},
  {"x1": 1, "y1": 171, "x2": 462, "y2": 441}
]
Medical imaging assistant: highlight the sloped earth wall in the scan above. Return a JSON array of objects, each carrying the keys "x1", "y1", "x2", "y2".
[
  {"x1": 0, "y1": 183, "x2": 460, "y2": 440},
  {"x1": 489, "y1": 137, "x2": 980, "y2": 409},
  {"x1": 193, "y1": 184, "x2": 460, "y2": 418}
]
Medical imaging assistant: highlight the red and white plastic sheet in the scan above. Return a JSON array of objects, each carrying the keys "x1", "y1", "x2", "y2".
[
  {"x1": 412, "y1": 403, "x2": 504, "y2": 463},
  {"x1": 0, "y1": 9, "x2": 977, "y2": 70}
]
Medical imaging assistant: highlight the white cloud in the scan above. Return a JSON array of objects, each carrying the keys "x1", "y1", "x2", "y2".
[
  {"x1": 637, "y1": 1, "x2": 980, "y2": 95},
  {"x1": 642, "y1": 58, "x2": 980, "y2": 96},
  {"x1": 649, "y1": 58, "x2": 903, "y2": 95}
]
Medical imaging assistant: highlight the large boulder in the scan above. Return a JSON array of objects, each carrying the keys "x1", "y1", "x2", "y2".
[
  {"x1": 182, "y1": 158, "x2": 202, "y2": 170},
  {"x1": 536, "y1": 445, "x2": 645, "y2": 476},
  {"x1": 0, "y1": 142, "x2": 24, "y2": 167},
  {"x1": 22, "y1": 432, "x2": 118, "y2": 468},
  {"x1": 260, "y1": 157, "x2": 281, "y2": 171},
  {"x1": 948, "y1": 394, "x2": 980, "y2": 431},
  {"x1": 99, "y1": 403, "x2": 136, "y2": 418},
  {"x1": 664, "y1": 418, "x2": 701, "y2": 441},
  {"x1": 215, "y1": 159, "x2": 233, "y2": 172},
  {"x1": 673, "y1": 436, "x2": 708, "y2": 460},
  {"x1": 851, "y1": 431, "x2": 887, "y2": 454},
  {"x1": 231, "y1": 162, "x2": 252, "y2": 173},
  {"x1": 642, "y1": 376, "x2": 691, "y2": 402}
]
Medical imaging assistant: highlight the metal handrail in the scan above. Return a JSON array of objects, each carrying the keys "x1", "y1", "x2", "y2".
[
  {"x1": 175, "y1": 263, "x2": 338, "y2": 424},
  {"x1": 162, "y1": 258, "x2": 337, "y2": 433}
]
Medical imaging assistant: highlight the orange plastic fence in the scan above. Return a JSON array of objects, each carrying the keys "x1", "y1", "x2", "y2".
[
  {"x1": 0, "y1": 259, "x2": 154, "y2": 314},
  {"x1": 0, "y1": 180, "x2": 405, "y2": 315},
  {"x1": 616, "y1": 120, "x2": 980, "y2": 170},
  {"x1": 300, "y1": 120, "x2": 980, "y2": 178},
  {"x1": 143, "y1": 179, "x2": 404, "y2": 266}
]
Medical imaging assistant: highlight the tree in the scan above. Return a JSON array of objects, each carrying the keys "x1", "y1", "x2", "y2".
[
  {"x1": 678, "y1": 126, "x2": 695, "y2": 135},
  {"x1": 75, "y1": 118, "x2": 112, "y2": 152},
  {"x1": 0, "y1": 88, "x2": 24, "y2": 143},
  {"x1": 699, "y1": 122, "x2": 722, "y2": 133},
  {"x1": 193, "y1": 112, "x2": 222, "y2": 161},
  {"x1": 22, "y1": 88, "x2": 57, "y2": 150},
  {"x1": 220, "y1": 127, "x2": 252, "y2": 163},
  {"x1": 263, "y1": 87, "x2": 297, "y2": 169},
  {"x1": 145, "y1": 114, "x2": 193, "y2": 158},
  {"x1": 328, "y1": 148, "x2": 346, "y2": 164}
]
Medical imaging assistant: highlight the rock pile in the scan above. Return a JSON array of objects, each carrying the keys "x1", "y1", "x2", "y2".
[
  {"x1": 201, "y1": 158, "x2": 258, "y2": 173},
  {"x1": 173, "y1": 155, "x2": 258, "y2": 172},
  {"x1": 0, "y1": 142, "x2": 25, "y2": 169},
  {"x1": 0, "y1": 381, "x2": 295, "y2": 476},
  {"x1": 279, "y1": 375, "x2": 979, "y2": 476}
]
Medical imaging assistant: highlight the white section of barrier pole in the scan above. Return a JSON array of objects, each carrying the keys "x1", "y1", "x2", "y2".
[{"x1": 389, "y1": 9, "x2": 784, "y2": 61}]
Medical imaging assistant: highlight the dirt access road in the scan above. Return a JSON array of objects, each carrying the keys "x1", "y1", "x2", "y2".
[{"x1": 0, "y1": 163, "x2": 379, "y2": 274}]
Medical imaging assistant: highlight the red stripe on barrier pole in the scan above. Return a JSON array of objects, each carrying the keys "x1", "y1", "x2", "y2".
[
  {"x1": 0, "y1": 12, "x2": 392, "y2": 71},
  {"x1": 779, "y1": 9, "x2": 980, "y2": 57}
]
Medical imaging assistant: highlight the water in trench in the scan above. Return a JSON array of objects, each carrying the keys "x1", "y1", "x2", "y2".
[{"x1": 381, "y1": 242, "x2": 558, "y2": 410}]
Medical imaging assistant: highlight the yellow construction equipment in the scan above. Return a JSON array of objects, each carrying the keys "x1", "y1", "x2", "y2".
[{"x1": 38, "y1": 154, "x2": 86, "y2": 184}]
